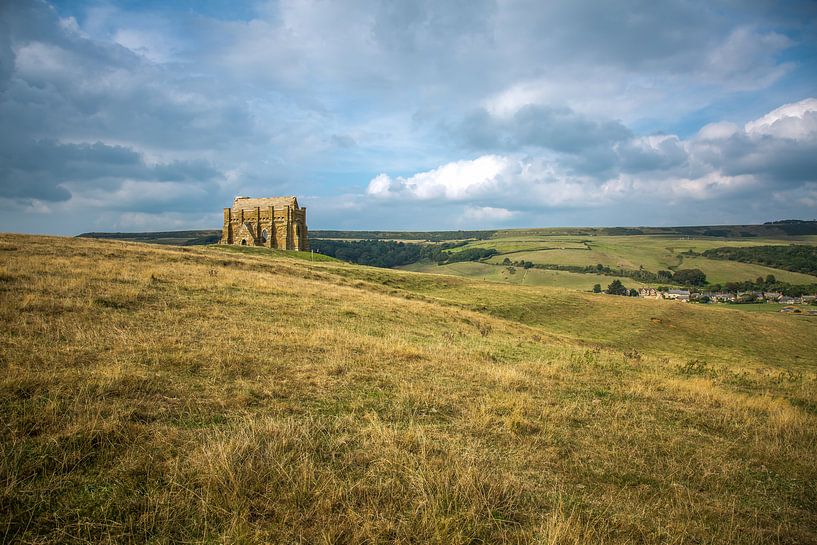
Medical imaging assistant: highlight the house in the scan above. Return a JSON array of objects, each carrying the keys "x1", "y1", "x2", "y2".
[
  {"x1": 664, "y1": 289, "x2": 690, "y2": 302},
  {"x1": 737, "y1": 291, "x2": 761, "y2": 303},
  {"x1": 802, "y1": 295, "x2": 816, "y2": 304},
  {"x1": 763, "y1": 292, "x2": 783, "y2": 302},
  {"x1": 712, "y1": 292, "x2": 736, "y2": 303},
  {"x1": 779, "y1": 296, "x2": 799, "y2": 305},
  {"x1": 638, "y1": 287, "x2": 660, "y2": 299}
]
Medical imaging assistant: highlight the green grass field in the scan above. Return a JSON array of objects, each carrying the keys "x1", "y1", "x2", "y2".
[
  {"x1": 79, "y1": 229, "x2": 817, "y2": 291},
  {"x1": 713, "y1": 303, "x2": 798, "y2": 314},
  {"x1": 402, "y1": 260, "x2": 650, "y2": 290},
  {"x1": 442, "y1": 233, "x2": 817, "y2": 288},
  {"x1": 1, "y1": 234, "x2": 815, "y2": 543}
]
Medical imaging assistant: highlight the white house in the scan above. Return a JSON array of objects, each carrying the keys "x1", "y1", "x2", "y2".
[{"x1": 664, "y1": 289, "x2": 690, "y2": 302}]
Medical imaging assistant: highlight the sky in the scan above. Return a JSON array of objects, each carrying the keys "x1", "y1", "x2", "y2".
[{"x1": 1, "y1": 0, "x2": 816, "y2": 234}]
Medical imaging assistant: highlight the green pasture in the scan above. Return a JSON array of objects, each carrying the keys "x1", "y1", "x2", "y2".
[
  {"x1": 451, "y1": 234, "x2": 817, "y2": 286},
  {"x1": 401, "y1": 260, "x2": 649, "y2": 290},
  {"x1": 678, "y1": 255, "x2": 817, "y2": 284}
]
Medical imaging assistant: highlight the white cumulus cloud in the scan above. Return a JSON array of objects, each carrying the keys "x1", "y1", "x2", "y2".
[
  {"x1": 744, "y1": 98, "x2": 817, "y2": 139},
  {"x1": 366, "y1": 98, "x2": 817, "y2": 219},
  {"x1": 367, "y1": 155, "x2": 510, "y2": 200},
  {"x1": 461, "y1": 205, "x2": 517, "y2": 222}
]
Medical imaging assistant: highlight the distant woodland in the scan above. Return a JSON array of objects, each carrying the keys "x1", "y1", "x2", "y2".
[
  {"x1": 309, "y1": 239, "x2": 497, "y2": 268},
  {"x1": 702, "y1": 245, "x2": 817, "y2": 276}
]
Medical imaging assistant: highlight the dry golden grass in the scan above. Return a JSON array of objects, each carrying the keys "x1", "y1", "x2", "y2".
[{"x1": 1, "y1": 234, "x2": 815, "y2": 544}]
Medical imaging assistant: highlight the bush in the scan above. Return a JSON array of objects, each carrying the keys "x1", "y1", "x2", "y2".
[
  {"x1": 672, "y1": 269, "x2": 707, "y2": 286},
  {"x1": 607, "y1": 279, "x2": 629, "y2": 296}
]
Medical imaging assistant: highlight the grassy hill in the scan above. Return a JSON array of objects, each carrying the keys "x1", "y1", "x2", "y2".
[
  {"x1": 401, "y1": 260, "x2": 651, "y2": 291},
  {"x1": 78, "y1": 226, "x2": 817, "y2": 290},
  {"x1": 441, "y1": 234, "x2": 817, "y2": 287},
  {"x1": 78, "y1": 229, "x2": 222, "y2": 245},
  {"x1": 78, "y1": 220, "x2": 817, "y2": 246},
  {"x1": 1, "y1": 234, "x2": 816, "y2": 543}
]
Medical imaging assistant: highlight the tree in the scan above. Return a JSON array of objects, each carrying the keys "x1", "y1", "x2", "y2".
[
  {"x1": 672, "y1": 268, "x2": 707, "y2": 286},
  {"x1": 593, "y1": 283, "x2": 602, "y2": 293},
  {"x1": 657, "y1": 270, "x2": 673, "y2": 280},
  {"x1": 607, "y1": 279, "x2": 628, "y2": 296},
  {"x1": 766, "y1": 274, "x2": 776, "y2": 284},
  {"x1": 629, "y1": 288, "x2": 639, "y2": 297},
  {"x1": 502, "y1": 257, "x2": 512, "y2": 265}
]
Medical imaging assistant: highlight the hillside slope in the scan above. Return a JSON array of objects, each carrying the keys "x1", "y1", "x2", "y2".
[{"x1": 1, "y1": 235, "x2": 815, "y2": 544}]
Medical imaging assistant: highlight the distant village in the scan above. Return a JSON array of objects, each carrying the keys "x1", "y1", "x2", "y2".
[{"x1": 634, "y1": 287, "x2": 817, "y2": 313}]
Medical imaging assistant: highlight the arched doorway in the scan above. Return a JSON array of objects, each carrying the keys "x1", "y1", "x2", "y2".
[{"x1": 241, "y1": 239, "x2": 247, "y2": 246}]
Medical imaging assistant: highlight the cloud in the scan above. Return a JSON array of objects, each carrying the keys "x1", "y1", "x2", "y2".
[
  {"x1": 616, "y1": 135, "x2": 688, "y2": 173},
  {"x1": 457, "y1": 105, "x2": 632, "y2": 154},
  {"x1": 0, "y1": 1, "x2": 261, "y2": 226},
  {"x1": 367, "y1": 155, "x2": 510, "y2": 201},
  {"x1": 701, "y1": 27, "x2": 793, "y2": 91},
  {"x1": 688, "y1": 99, "x2": 817, "y2": 186},
  {"x1": 744, "y1": 98, "x2": 817, "y2": 139},
  {"x1": 0, "y1": 137, "x2": 224, "y2": 205},
  {"x1": 368, "y1": 154, "x2": 607, "y2": 211},
  {"x1": 0, "y1": 1, "x2": 815, "y2": 233},
  {"x1": 368, "y1": 98, "x2": 817, "y2": 217},
  {"x1": 461, "y1": 205, "x2": 517, "y2": 223}
]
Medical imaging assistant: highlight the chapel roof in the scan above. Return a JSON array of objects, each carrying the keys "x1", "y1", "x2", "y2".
[{"x1": 232, "y1": 196, "x2": 299, "y2": 210}]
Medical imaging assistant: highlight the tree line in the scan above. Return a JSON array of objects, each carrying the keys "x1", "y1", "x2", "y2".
[
  {"x1": 309, "y1": 239, "x2": 497, "y2": 268},
  {"x1": 702, "y1": 245, "x2": 817, "y2": 276}
]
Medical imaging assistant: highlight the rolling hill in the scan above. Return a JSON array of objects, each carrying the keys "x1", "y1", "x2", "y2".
[
  {"x1": 79, "y1": 223, "x2": 817, "y2": 292},
  {"x1": 1, "y1": 234, "x2": 815, "y2": 543}
]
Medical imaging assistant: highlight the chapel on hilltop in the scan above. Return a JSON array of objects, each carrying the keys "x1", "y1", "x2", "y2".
[{"x1": 220, "y1": 196, "x2": 309, "y2": 251}]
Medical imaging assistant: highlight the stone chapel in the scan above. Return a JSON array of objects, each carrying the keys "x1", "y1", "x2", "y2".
[{"x1": 220, "y1": 196, "x2": 309, "y2": 250}]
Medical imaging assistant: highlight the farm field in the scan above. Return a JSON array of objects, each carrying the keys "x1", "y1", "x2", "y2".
[
  {"x1": 713, "y1": 303, "x2": 802, "y2": 314},
  {"x1": 401, "y1": 260, "x2": 650, "y2": 290},
  {"x1": 1, "y1": 234, "x2": 816, "y2": 544},
  {"x1": 454, "y1": 233, "x2": 817, "y2": 288},
  {"x1": 678, "y1": 255, "x2": 817, "y2": 285},
  {"x1": 79, "y1": 228, "x2": 817, "y2": 291}
]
